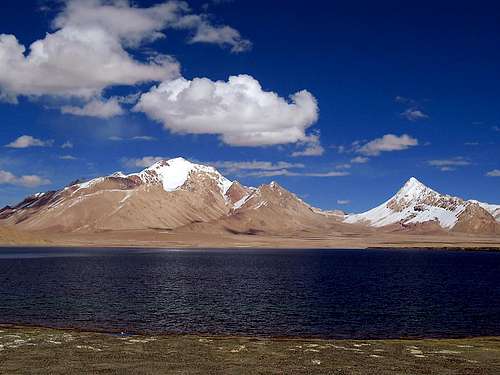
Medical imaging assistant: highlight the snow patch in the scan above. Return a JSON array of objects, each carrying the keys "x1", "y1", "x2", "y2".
[{"x1": 135, "y1": 157, "x2": 232, "y2": 195}]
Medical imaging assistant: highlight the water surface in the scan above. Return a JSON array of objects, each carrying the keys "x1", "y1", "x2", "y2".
[{"x1": 1, "y1": 247, "x2": 499, "y2": 339}]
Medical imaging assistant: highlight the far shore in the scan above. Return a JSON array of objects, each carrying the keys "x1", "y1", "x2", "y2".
[
  {"x1": 0, "y1": 228, "x2": 499, "y2": 251},
  {"x1": 1, "y1": 325, "x2": 499, "y2": 374}
]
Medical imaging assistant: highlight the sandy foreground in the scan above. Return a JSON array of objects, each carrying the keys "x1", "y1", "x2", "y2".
[
  {"x1": 0, "y1": 325, "x2": 499, "y2": 374},
  {"x1": 0, "y1": 227, "x2": 499, "y2": 250}
]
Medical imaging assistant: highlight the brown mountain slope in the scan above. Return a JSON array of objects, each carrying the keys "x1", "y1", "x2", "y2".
[
  {"x1": 178, "y1": 181, "x2": 364, "y2": 237},
  {"x1": 0, "y1": 158, "x2": 234, "y2": 232}
]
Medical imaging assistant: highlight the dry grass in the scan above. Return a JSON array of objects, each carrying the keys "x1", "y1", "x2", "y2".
[{"x1": 1, "y1": 325, "x2": 499, "y2": 374}]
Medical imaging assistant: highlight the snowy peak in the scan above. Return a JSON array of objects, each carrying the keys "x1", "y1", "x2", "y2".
[
  {"x1": 396, "y1": 177, "x2": 435, "y2": 201},
  {"x1": 71, "y1": 157, "x2": 233, "y2": 196},
  {"x1": 138, "y1": 157, "x2": 232, "y2": 194},
  {"x1": 345, "y1": 177, "x2": 499, "y2": 233}
]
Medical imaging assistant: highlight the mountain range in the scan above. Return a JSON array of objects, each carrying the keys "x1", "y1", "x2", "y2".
[{"x1": 0, "y1": 158, "x2": 498, "y2": 246}]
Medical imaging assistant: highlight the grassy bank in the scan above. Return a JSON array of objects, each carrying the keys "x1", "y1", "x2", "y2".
[{"x1": 1, "y1": 325, "x2": 500, "y2": 374}]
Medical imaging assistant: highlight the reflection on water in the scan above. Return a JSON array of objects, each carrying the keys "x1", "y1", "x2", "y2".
[{"x1": 1, "y1": 247, "x2": 499, "y2": 339}]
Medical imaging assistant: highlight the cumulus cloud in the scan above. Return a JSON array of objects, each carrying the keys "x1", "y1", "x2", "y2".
[
  {"x1": 350, "y1": 156, "x2": 369, "y2": 164},
  {"x1": 5, "y1": 135, "x2": 53, "y2": 148},
  {"x1": 61, "y1": 141, "x2": 73, "y2": 149},
  {"x1": 486, "y1": 169, "x2": 500, "y2": 177},
  {"x1": 0, "y1": 27, "x2": 179, "y2": 102},
  {"x1": 291, "y1": 133, "x2": 324, "y2": 157},
  {"x1": 401, "y1": 108, "x2": 429, "y2": 121},
  {"x1": 59, "y1": 155, "x2": 78, "y2": 160},
  {"x1": 134, "y1": 74, "x2": 319, "y2": 147},
  {"x1": 357, "y1": 134, "x2": 418, "y2": 156},
  {"x1": 0, "y1": 170, "x2": 51, "y2": 187},
  {"x1": 427, "y1": 157, "x2": 471, "y2": 171},
  {"x1": 61, "y1": 98, "x2": 124, "y2": 118},
  {"x1": 0, "y1": 0, "x2": 250, "y2": 110}
]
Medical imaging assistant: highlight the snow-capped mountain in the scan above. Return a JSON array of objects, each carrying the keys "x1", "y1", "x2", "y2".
[
  {"x1": 0, "y1": 157, "x2": 333, "y2": 233},
  {"x1": 0, "y1": 163, "x2": 497, "y2": 236},
  {"x1": 345, "y1": 177, "x2": 499, "y2": 233},
  {"x1": 0, "y1": 158, "x2": 238, "y2": 231}
]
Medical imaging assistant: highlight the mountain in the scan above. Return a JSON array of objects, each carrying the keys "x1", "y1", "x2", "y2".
[
  {"x1": 0, "y1": 157, "x2": 340, "y2": 233},
  {"x1": 0, "y1": 158, "x2": 234, "y2": 231},
  {"x1": 0, "y1": 162, "x2": 498, "y2": 238},
  {"x1": 344, "y1": 177, "x2": 500, "y2": 234}
]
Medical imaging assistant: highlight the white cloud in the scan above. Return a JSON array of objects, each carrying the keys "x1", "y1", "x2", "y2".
[
  {"x1": 134, "y1": 74, "x2": 319, "y2": 147},
  {"x1": 337, "y1": 199, "x2": 350, "y2": 205},
  {"x1": 428, "y1": 157, "x2": 471, "y2": 171},
  {"x1": 291, "y1": 133, "x2": 324, "y2": 157},
  {"x1": 335, "y1": 164, "x2": 351, "y2": 170},
  {"x1": 212, "y1": 160, "x2": 348, "y2": 178},
  {"x1": 486, "y1": 169, "x2": 500, "y2": 177},
  {"x1": 132, "y1": 135, "x2": 156, "y2": 141},
  {"x1": 0, "y1": 170, "x2": 51, "y2": 187},
  {"x1": 246, "y1": 169, "x2": 349, "y2": 178},
  {"x1": 5, "y1": 135, "x2": 53, "y2": 148},
  {"x1": 183, "y1": 16, "x2": 252, "y2": 52},
  {"x1": 0, "y1": 0, "x2": 250, "y2": 109},
  {"x1": 212, "y1": 160, "x2": 305, "y2": 173},
  {"x1": 357, "y1": 134, "x2": 418, "y2": 156},
  {"x1": 59, "y1": 155, "x2": 77, "y2": 160},
  {"x1": 350, "y1": 156, "x2": 369, "y2": 164},
  {"x1": 61, "y1": 141, "x2": 73, "y2": 149},
  {"x1": 61, "y1": 98, "x2": 124, "y2": 118},
  {"x1": 109, "y1": 135, "x2": 156, "y2": 142},
  {"x1": 400, "y1": 108, "x2": 429, "y2": 121},
  {"x1": 330, "y1": 145, "x2": 347, "y2": 154},
  {"x1": 0, "y1": 27, "x2": 179, "y2": 102},
  {"x1": 394, "y1": 96, "x2": 417, "y2": 105},
  {"x1": 122, "y1": 156, "x2": 167, "y2": 168}
]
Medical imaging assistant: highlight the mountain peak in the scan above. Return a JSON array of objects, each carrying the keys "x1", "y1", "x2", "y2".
[
  {"x1": 147, "y1": 157, "x2": 191, "y2": 169},
  {"x1": 140, "y1": 157, "x2": 232, "y2": 194},
  {"x1": 403, "y1": 176, "x2": 425, "y2": 189},
  {"x1": 396, "y1": 177, "x2": 434, "y2": 201}
]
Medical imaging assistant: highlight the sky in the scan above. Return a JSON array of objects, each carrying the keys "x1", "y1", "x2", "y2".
[{"x1": 0, "y1": 0, "x2": 499, "y2": 212}]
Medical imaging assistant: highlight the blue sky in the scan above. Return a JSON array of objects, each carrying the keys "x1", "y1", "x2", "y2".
[{"x1": 0, "y1": 0, "x2": 499, "y2": 211}]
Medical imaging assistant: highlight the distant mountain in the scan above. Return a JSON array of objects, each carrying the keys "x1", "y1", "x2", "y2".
[
  {"x1": 0, "y1": 158, "x2": 234, "y2": 231},
  {"x1": 0, "y1": 162, "x2": 498, "y2": 236},
  {"x1": 0, "y1": 158, "x2": 341, "y2": 233},
  {"x1": 345, "y1": 177, "x2": 500, "y2": 234}
]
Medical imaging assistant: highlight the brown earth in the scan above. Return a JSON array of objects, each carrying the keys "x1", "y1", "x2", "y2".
[{"x1": 0, "y1": 226, "x2": 499, "y2": 250}]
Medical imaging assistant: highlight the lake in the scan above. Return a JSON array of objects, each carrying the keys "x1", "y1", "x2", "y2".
[{"x1": 1, "y1": 247, "x2": 499, "y2": 339}]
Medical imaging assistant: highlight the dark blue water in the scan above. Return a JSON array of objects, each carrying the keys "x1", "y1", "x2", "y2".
[{"x1": 1, "y1": 247, "x2": 500, "y2": 339}]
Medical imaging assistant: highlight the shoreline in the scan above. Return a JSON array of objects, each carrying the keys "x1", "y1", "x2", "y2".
[
  {"x1": 1, "y1": 227, "x2": 499, "y2": 250},
  {"x1": 2, "y1": 323, "x2": 499, "y2": 342},
  {"x1": 1, "y1": 243, "x2": 499, "y2": 251}
]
